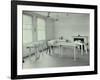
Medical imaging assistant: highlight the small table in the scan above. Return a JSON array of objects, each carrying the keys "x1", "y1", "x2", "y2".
[
  {"x1": 48, "y1": 40, "x2": 84, "y2": 61},
  {"x1": 56, "y1": 42, "x2": 80, "y2": 61}
]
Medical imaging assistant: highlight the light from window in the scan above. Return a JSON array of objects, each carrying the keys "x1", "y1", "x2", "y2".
[
  {"x1": 23, "y1": 14, "x2": 33, "y2": 44},
  {"x1": 37, "y1": 18, "x2": 46, "y2": 41}
]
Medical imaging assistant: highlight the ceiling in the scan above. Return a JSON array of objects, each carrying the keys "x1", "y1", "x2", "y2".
[{"x1": 23, "y1": 11, "x2": 89, "y2": 20}]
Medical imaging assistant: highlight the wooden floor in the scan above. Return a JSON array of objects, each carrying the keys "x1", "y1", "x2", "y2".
[{"x1": 23, "y1": 47, "x2": 89, "y2": 69}]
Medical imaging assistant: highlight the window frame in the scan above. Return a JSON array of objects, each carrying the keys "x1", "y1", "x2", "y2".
[{"x1": 22, "y1": 14, "x2": 33, "y2": 44}]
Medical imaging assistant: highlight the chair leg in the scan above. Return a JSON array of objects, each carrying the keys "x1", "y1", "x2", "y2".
[
  {"x1": 47, "y1": 47, "x2": 51, "y2": 54},
  {"x1": 81, "y1": 45, "x2": 83, "y2": 55},
  {"x1": 48, "y1": 46, "x2": 52, "y2": 55}
]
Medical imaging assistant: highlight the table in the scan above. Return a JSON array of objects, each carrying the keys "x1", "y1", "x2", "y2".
[
  {"x1": 55, "y1": 42, "x2": 81, "y2": 61},
  {"x1": 48, "y1": 40, "x2": 84, "y2": 61}
]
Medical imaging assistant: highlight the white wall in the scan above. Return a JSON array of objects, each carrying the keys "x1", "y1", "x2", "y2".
[{"x1": 54, "y1": 13, "x2": 90, "y2": 42}]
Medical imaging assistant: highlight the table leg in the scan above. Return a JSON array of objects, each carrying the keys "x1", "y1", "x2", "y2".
[
  {"x1": 52, "y1": 46, "x2": 54, "y2": 54},
  {"x1": 84, "y1": 44, "x2": 88, "y2": 54},
  {"x1": 59, "y1": 45, "x2": 62, "y2": 55},
  {"x1": 74, "y1": 46, "x2": 76, "y2": 61},
  {"x1": 81, "y1": 45, "x2": 83, "y2": 55},
  {"x1": 48, "y1": 46, "x2": 51, "y2": 54},
  {"x1": 49, "y1": 46, "x2": 54, "y2": 55}
]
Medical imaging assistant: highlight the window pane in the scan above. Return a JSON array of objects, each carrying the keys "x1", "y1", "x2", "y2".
[
  {"x1": 37, "y1": 18, "x2": 45, "y2": 30},
  {"x1": 23, "y1": 14, "x2": 32, "y2": 26},
  {"x1": 23, "y1": 14, "x2": 33, "y2": 44},
  {"x1": 23, "y1": 30, "x2": 33, "y2": 44},
  {"x1": 23, "y1": 24, "x2": 32, "y2": 29},
  {"x1": 37, "y1": 31, "x2": 45, "y2": 40},
  {"x1": 37, "y1": 18, "x2": 46, "y2": 40}
]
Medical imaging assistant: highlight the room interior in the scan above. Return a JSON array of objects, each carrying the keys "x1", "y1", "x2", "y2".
[{"x1": 22, "y1": 11, "x2": 90, "y2": 69}]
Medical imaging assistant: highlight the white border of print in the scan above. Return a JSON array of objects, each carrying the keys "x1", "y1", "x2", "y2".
[{"x1": 17, "y1": 5, "x2": 94, "y2": 75}]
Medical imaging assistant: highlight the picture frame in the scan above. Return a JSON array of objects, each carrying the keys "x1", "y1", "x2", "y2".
[{"x1": 11, "y1": 0, "x2": 97, "y2": 79}]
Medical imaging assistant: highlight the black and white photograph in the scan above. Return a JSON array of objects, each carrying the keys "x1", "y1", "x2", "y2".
[
  {"x1": 11, "y1": 1, "x2": 97, "y2": 79},
  {"x1": 22, "y1": 11, "x2": 90, "y2": 69}
]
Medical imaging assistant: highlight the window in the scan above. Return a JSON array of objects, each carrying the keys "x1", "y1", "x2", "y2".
[
  {"x1": 23, "y1": 14, "x2": 33, "y2": 44},
  {"x1": 37, "y1": 18, "x2": 46, "y2": 41}
]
